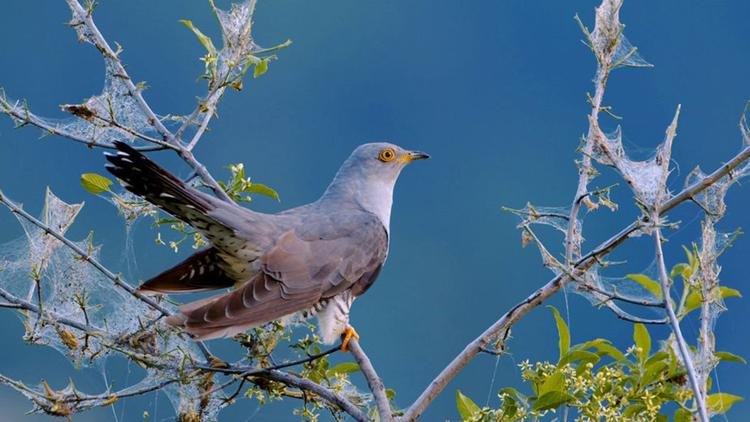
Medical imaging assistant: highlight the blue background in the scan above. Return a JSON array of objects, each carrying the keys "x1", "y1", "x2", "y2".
[{"x1": 1, "y1": 1, "x2": 749, "y2": 420}]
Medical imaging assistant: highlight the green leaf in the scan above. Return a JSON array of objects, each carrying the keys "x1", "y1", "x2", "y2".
[
  {"x1": 385, "y1": 388, "x2": 396, "y2": 401},
  {"x1": 641, "y1": 361, "x2": 668, "y2": 387},
  {"x1": 498, "y1": 387, "x2": 528, "y2": 405},
  {"x1": 622, "y1": 404, "x2": 646, "y2": 418},
  {"x1": 645, "y1": 351, "x2": 670, "y2": 366},
  {"x1": 684, "y1": 290, "x2": 701, "y2": 314},
  {"x1": 456, "y1": 390, "x2": 481, "y2": 421},
  {"x1": 682, "y1": 244, "x2": 696, "y2": 269},
  {"x1": 670, "y1": 263, "x2": 690, "y2": 280},
  {"x1": 80, "y1": 173, "x2": 113, "y2": 194},
  {"x1": 706, "y1": 393, "x2": 743, "y2": 414},
  {"x1": 674, "y1": 408, "x2": 692, "y2": 422},
  {"x1": 547, "y1": 306, "x2": 570, "y2": 362},
  {"x1": 684, "y1": 286, "x2": 742, "y2": 314},
  {"x1": 626, "y1": 274, "x2": 663, "y2": 299},
  {"x1": 597, "y1": 343, "x2": 628, "y2": 362},
  {"x1": 577, "y1": 338, "x2": 627, "y2": 362},
  {"x1": 539, "y1": 371, "x2": 565, "y2": 395},
  {"x1": 715, "y1": 351, "x2": 747, "y2": 364},
  {"x1": 532, "y1": 391, "x2": 573, "y2": 412},
  {"x1": 179, "y1": 20, "x2": 217, "y2": 56},
  {"x1": 633, "y1": 323, "x2": 651, "y2": 365},
  {"x1": 246, "y1": 183, "x2": 280, "y2": 201},
  {"x1": 720, "y1": 286, "x2": 742, "y2": 299},
  {"x1": 559, "y1": 350, "x2": 600, "y2": 367},
  {"x1": 328, "y1": 362, "x2": 360, "y2": 375},
  {"x1": 500, "y1": 395, "x2": 518, "y2": 418},
  {"x1": 254, "y1": 59, "x2": 269, "y2": 78}
]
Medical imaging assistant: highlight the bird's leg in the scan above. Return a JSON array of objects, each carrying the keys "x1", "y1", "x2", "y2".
[{"x1": 340, "y1": 325, "x2": 360, "y2": 353}]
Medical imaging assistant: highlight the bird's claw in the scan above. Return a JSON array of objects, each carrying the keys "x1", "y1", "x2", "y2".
[{"x1": 340, "y1": 326, "x2": 360, "y2": 353}]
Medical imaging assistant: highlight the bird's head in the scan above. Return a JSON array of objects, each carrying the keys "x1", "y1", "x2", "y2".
[
  {"x1": 322, "y1": 142, "x2": 429, "y2": 228},
  {"x1": 341, "y1": 142, "x2": 430, "y2": 185}
]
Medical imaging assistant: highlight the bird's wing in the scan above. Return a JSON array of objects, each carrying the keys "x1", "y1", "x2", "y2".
[
  {"x1": 105, "y1": 141, "x2": 280, "y2": 279},
  {"x1": 168, "y1": 211, "x2": 389, "y2": 340},
  {"x1": 137, "y1": 248, "x2": 236, "y2": 294}
]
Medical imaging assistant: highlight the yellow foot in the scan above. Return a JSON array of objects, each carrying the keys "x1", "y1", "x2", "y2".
[{"x1": 340, "y1": 326, "x2": 360, "y2": 353}]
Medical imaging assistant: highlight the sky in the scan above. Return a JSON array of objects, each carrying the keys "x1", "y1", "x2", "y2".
[{"x1": 1, "y1": 0, "x2": 750, "y2": 421}]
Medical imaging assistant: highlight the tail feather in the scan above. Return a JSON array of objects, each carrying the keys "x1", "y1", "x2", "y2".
[
  {"x1": 104, "y1": 141, "x2": 255, "y2": 257},
  {"x1": 105, "y1": 141, "x2": 217, "y2": 224},
  {"x1": 137, "y1": 248, "x2": 236, "y2": 294}
]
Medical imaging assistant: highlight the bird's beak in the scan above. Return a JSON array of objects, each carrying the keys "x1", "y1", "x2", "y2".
[{"x1": 399, "y1": 151, "x2": 430, "y2": 163}]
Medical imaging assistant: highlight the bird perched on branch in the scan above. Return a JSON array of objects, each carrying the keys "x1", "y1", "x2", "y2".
[{"x1": 105, "y1": 141, "x2": 428, "y2": 351}]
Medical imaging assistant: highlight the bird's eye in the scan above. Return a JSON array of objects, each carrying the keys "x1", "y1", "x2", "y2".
[{"x1": 378, "y1": 148, "x2": 396, "y2": 162}]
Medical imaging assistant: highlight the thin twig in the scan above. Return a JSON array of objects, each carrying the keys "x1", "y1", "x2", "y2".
[
  {"x1": 577, "y1": 283, "x2": 665, "y2": 308},
  {"x1": 597, "y1": 300, "x2": 668, "y2": 324},
  {"x1": 69, "y1": 379, "x2": 178, "y2": 403},
  {"x1": 186, "y1": 87, "x2": 226, "y2": 151},
  {"x1": 0, "y1": 99, "x2": 165, "y2": 152},
  {"x1": 197, "y1": 345, "x2": 341, "y2": 376},
  {"x1": 652, "y1": 217, "x2": 708, "y2": 422}
]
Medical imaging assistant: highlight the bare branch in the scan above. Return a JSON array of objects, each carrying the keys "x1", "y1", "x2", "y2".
[
  {"x1": 262, "y1": 370, "x2": 369, "y2": 422},
  {"x1": 186, "y1": 88, "x2": 226, "y2": 151},
  {"x1": 575, "y1": 282, "x2": 665, "y2": 308},
  {"x1": 598, "y1": 300, "x2": 668, "y2": 324},
  {"x1": 197, "y1": 345, "x2": 341, "y2": 376},
  {"x1": 0, "y1": 94, "x2": 165, "y2": 152},
  {"x1": 653, "y1": 218, "x2": 708, "y2": 421},
  {"x1": 565, "y1": 0, "x2": 622, "y2": 263},
  {"x1": 348, "y1": 338, "x2": 392, "y2": 422}
]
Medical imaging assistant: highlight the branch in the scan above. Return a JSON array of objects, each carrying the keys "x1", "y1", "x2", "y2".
[
  {"x1": 200, "y1": 355, "x2": 370, "y2": 422},
  {"x1": 194, "y1": 345, "x2": 371, "y2": 421},
  {"x1": 597, "y1": 300, "x2": 667, "y2": 324},
  {"x1": 398, "y1": 142, "x2": 750, "y2": 421},
  {"x1": 0, "y1": 95, "x2": 165, "y2": 152},
  {"x1": 62, "y1": 0, "x2": 234, "y2": 203},
  {"x1": 0, "y1": 189, "x2": 220, "y2": 363},
  {"x1": 65, "y1": 379, "x2": 178, "y2": 404},
  {"x1": 565, "y1": 50, "x2": 609, "y2": 263},
  {"x1": 653, "y1": 218, "x2": 709, "y2": 421},
  {"x1": 0, "y1": 286, "x2": 103, "y2": 334},
  {"x1": 348, "y1": 338, "x2": 392, "y2": 422},
  {"x1": 576, "y1": 282, "x2": 665, "y2": 308},
  {"x1": 0, "y1": 191, "x2": 170, "y2": 316},
  {"x1": 65, "y1": 0, "x2": 172, "y2": 142},
  {"x1": 186, "y1": 87, "x2": 226, "y2": 151},
  {"x1": 263, "y1": 370, "x2": 369, "y2": 422},
  {"x1": 197, "y1": 345, "x2": 341, "y2": 376}
]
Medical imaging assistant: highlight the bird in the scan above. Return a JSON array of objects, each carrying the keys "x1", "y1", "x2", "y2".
[{"x1": 105, "y1": 141, "x2": 428, "y2": 351}]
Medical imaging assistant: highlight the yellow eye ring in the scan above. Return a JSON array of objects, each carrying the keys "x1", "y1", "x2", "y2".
[{"x1": 378, "y1": 148, "x2": 396, "y2": 162}]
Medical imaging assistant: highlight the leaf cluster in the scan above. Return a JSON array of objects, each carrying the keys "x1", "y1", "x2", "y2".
[{"x1": 455, "y1": 306, "x2": 744, "y2": 421}]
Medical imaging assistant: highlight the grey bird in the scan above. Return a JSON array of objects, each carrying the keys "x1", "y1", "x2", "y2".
[{"x1": 105, "y1": 141, "x2": 428, "y2": 350}]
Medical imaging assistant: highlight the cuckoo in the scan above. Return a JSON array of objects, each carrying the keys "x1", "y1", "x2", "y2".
[{"x1": 105, "y1": 141, "x2": 428, "y2": 351}]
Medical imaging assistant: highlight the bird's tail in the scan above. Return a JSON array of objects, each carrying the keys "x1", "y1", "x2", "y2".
[{"x1": 105, "y1": 141, "x2": 218, "y2": 220}]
